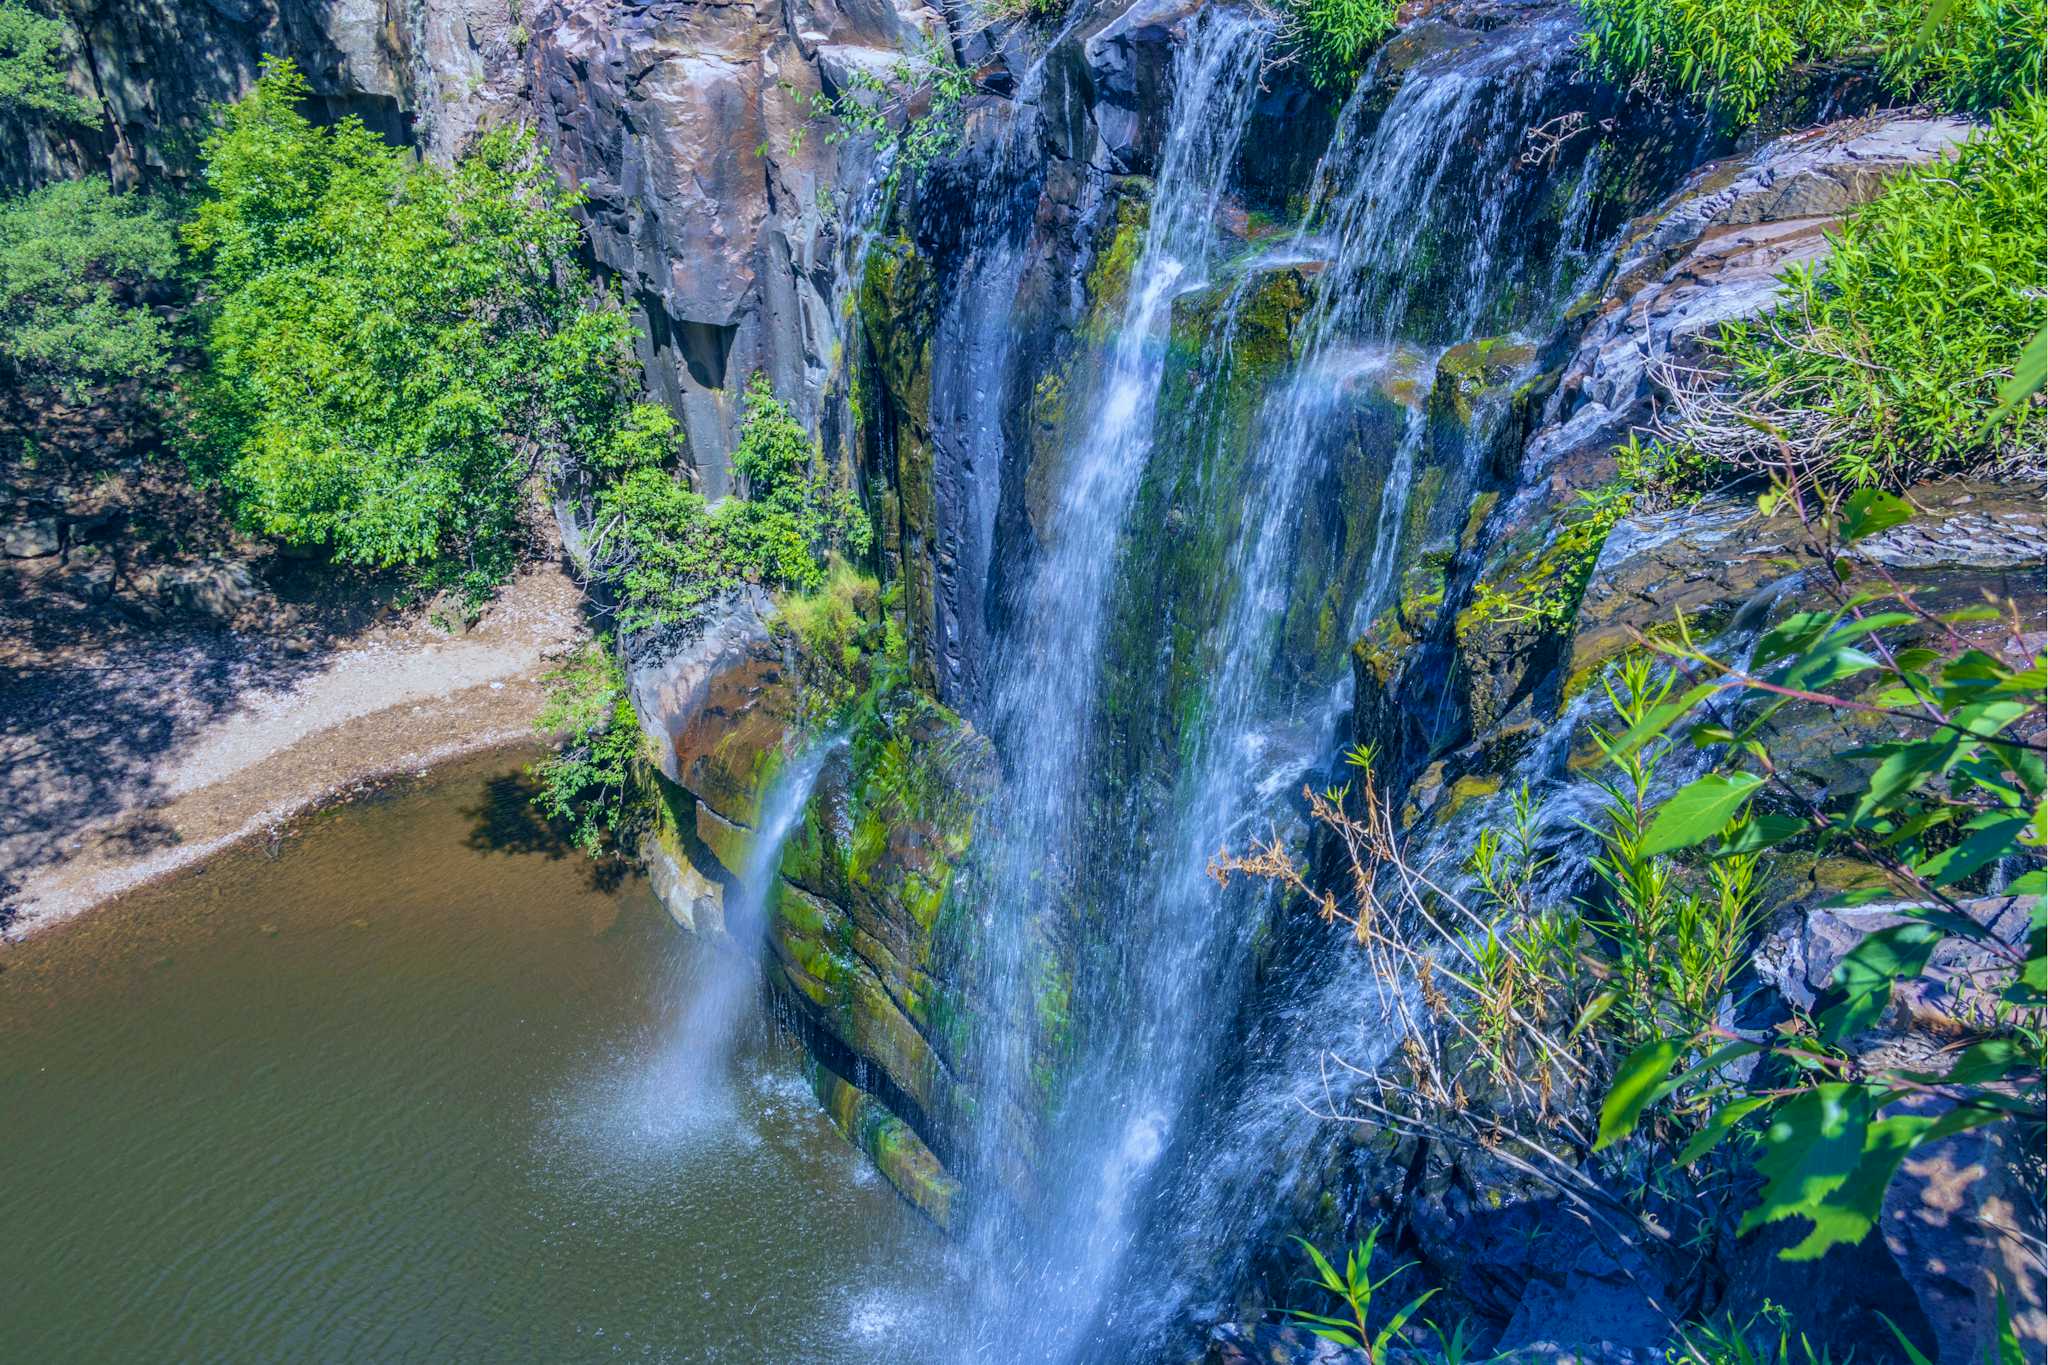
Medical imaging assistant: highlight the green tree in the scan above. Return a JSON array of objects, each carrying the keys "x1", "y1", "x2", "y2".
[
  {"x1": 0, "y1": 177, "x2": 179, "y2": 398},
  {"x1": 0, "y1": 0, "x2": 92, "y2": 125},
  {"x1": 183, "y1": 57, "x2": 665, "y2": 605}
]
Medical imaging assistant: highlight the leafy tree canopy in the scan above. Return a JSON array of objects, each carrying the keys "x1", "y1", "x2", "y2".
[
  {"x1": 0, "y1": 177, "x2": 179, "y2": 399},
  {"x1": 587, "y1": 373, "x2": 872, "y2": 636},
  {"x1": 183, "y1": 57, "x2": 667, "y2": 603},
  {"x1": 0, "y1": 0, "x2": 92, "y2": 124}
]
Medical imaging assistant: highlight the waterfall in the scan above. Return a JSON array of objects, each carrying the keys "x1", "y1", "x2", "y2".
[
  {"x1": 676, "y1": 735, "x2": 848, "y2": 1095},
  {"x1": 941, "y1": 10, "x2": 1610, "y2": 1359},
  {"x1": 960, "y1": 10, "x2": 1276, "y2": 1357},
  {"x1": 1077, "y1": 22, "x2": 1618, "y2": 1352}
]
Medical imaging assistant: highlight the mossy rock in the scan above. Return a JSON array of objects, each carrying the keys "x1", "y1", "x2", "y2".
[
  {"x1": 806, "y1": 1059, "x2": 963, "y2": 1229},
  {"x1": 1429, "y1": 335, "x2": 1538, "y2": 427},
  {"x1": 1083, "y1": 185, "x2": 1152, "y2": 342},
  {"x1": 767, "y1": 681, "x2": 997, "y2": 1166}
]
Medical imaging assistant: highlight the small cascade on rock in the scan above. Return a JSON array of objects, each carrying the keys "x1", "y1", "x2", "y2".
[
  {"x1": 670, "y1": 734, "x2": 849, "y2": 1103},
  {"x1": 960, "y1": 9, "x2": 1275, "y2": 1358}
]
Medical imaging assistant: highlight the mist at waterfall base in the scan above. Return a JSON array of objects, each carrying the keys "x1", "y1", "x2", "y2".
[
  {"x1": 0, "y1": 749, "x2": 962, "y2": 1364},
  {"x1": 617, "y1": 733, "x2": 853, "y2": 1132}
]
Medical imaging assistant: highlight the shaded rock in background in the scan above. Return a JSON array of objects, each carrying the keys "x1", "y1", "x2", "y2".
[
  {"x1": 3, "y1": 517, "x2": 60, "y2": 559},
  {"x1": 529, "y1": 0, "x2": 944, "y2": 489},
  {"x1": 1, "y1": 0, "x2": 524, "y2": 191},
  {"x1": 156, "y1": 561, "x2": 263, "y2": 624}
]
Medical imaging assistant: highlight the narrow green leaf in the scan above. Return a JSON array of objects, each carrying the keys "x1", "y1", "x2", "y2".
[
  {"x1": 1678, "y1": 1095, "x2": 1774, "y2": 1165},
  {"x1": 1568, "y1": 989, "x2": 1619, "y2": 1041},
  {"x1": 1881, "y1": 1314, "x2": 1938, "y2": 1365},
  {"x1": 1374, "y1": 1288, "x2": 1440, "y2": 1356}
]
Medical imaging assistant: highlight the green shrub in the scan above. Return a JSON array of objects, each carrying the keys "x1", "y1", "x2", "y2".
[
  {"x1": 1597, "y1": 484, "x2": 2045, "y2": 1262},
  {"x1": 775, "y1": 559, "x2": 894, "y2": 721},
  {"x1": 800, "y1": 38, "x2": 974, "y2": 189},
  {"x1": 1219, "y1": 487, "x2": 2043, "y2": 1293},
  {"x1": 529, "y1": 638, "x2": 647, "y2": 855},
  {"x1": 1286, "y1": 0, "x2": 1401, "y2": 89},
  {"x1": 183, "y1": 57, "x2": 662, "y2": 605},
  {"x1": 1577, "y1": 0, "x2": 2043, "y2": 124},
  {"x1": 586, "y1": 374, "x2": 872, "y2": 634},
  {"x1": 1579, "y1": 0, "x2": 1866, "y2": 124},
  {"x1": 1882, "y1": 0, "x2": 2048, "y2": 111},
  {"x1": 1714, "y1": 96, "x2": 2047, "y2": 485},
  {"x1": 1286, "y1": 1227, "x2": 1436, "y2": 1362},
  {"x1": 0, "y1": 178, "x2": 180, "y2": 398},
  {"x1": 0, "y1": 1, "x2": 92, "y2": 124}
]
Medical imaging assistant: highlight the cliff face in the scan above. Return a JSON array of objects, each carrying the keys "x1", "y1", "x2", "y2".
[
  {"x1": 8, "y1": 0, "x2": 933, "y2": 486},
  {"x1": 0, "y1": 0, "x2": 524, "y2": 190},
  {"x1": 528, "y1": 0, "x2": 950, "y2": 486}
]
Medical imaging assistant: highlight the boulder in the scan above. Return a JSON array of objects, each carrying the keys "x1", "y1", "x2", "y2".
[
  {"x1": 2, "y1": 517, "x2": 60, "y2": 559},
  {"x1": 157, "y1": 561, "x2": 263, "y2": 623},
  {"x1": 1526, "y1": 112, "x2": 1972, "y2": 483}
]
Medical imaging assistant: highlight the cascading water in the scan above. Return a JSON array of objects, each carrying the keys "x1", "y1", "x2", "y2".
[
  {"x1": 671, "y1": 734, "x2": 852, "y2": 1086},
  {"x1": 945, "y1": 9, "x2": 1615, "y2": 1359},
  {"x1": 960, "y1": 10, "x2": 1275, "y2": 1357}
]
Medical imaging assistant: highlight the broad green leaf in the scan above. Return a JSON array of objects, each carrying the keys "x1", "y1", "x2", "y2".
[
  {"x1": 1936, "y1": 1037, "x2": 2029, "y2": 1087},
  {"x1": 1717, "y1": 811, "x2": 1807, "y2": 855},
  {"x1": 1604, "y1": 681, "x2": 1719, "y2": 761},
  {"x1": 1980, "y1": 321, "x2": 2046, "y2": 438},
  {"x1": 1596, "y1": 1038, "x2": 1685, "y2": 1150},
  {"x1": 1568, "y1": 989, "x2": 1619, "y2": 1041},
  {"x1": 1775, "y1": 643, "x2": 1882, "y2": 693},
  {"x1": 1913, "y1": 813, "x2": 2029, "y2": 887},
  {"x1": 1854, "y1": 737, "x2": 1961, "y2": 826},
  {"x1": 1769, "y1": 1103, "x2": 2002, "y2": 1260},
  {"x1": 1643, "y1": 772, "x2": 1764, "y2": 856},
  {"x1": 1752, "y1": 610, "x2": 1840, "y2": 669},
  {"x1": 1817, "y1": 922, "x2": 1942, "y2": 1042},
  {"x1": 1738, "y1": 1084, "x2": 1872, "y2": 1241},
  {"x1": 1840, "y1": 488, "x2": 1913, "y2": 545}
]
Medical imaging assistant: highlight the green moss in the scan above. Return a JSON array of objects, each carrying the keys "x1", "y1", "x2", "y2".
[
  {"x1": 847, "y1": 805, "x2": 890, "y2": 887},
  {"x1": 1444, "y1": 773, "x2": 1502, "y2": 820},
  {"x1": 1431, "y1": 335, "x2": 1539, "y2": 424},
  {"x1": 1084, "y1": 190, "x2": 1152, "y2": 341},
  {"x1": 1460, "y1": 479, "x2": 1634, "y2": 637},
  {"x1": 1460, "y1": 489, "x2": 1499, "y2": 554},
  {"x1": 805, "y1": 1059, "x2": 962, "y2": 1228}
]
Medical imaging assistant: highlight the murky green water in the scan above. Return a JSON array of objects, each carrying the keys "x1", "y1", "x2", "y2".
[{"x1": 0, "y1": 749, "x2": 956, "y2": 1363}]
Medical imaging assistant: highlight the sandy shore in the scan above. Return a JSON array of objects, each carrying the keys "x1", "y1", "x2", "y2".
[{"x1": 1, "y1": 561, "x2": 588, "y2": 937}]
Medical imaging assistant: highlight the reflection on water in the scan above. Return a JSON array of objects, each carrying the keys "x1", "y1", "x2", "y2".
[{"x1": 0, "y1": 747, "x2": 958, "y2": 1364}]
